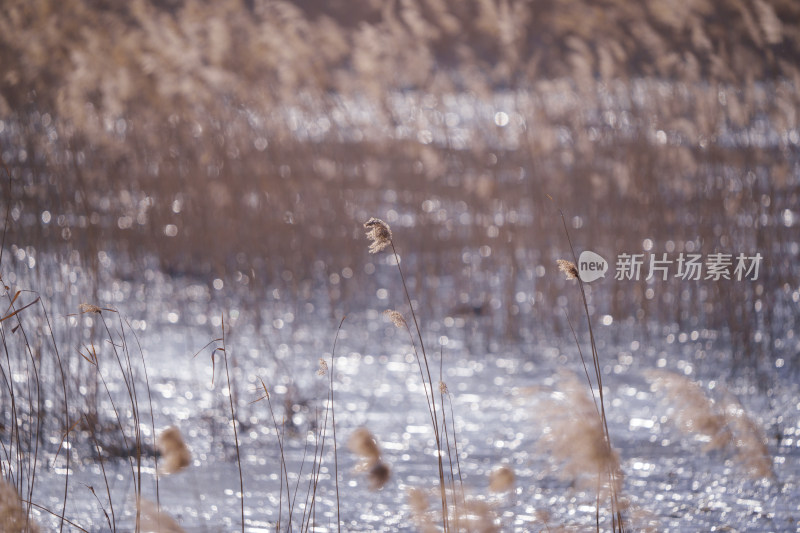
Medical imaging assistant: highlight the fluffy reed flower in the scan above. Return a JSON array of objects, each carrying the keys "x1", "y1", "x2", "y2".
[
  {"x1": 157, "y1": 426, "x2": 191, "y2": 475},
  {"x1": 556, "y1": 259, "x2": 579, "y2": 280},
  {"x1": 407, "y1": 487, "x2": 429, "y2": 514},
  {"x1": 317, "y1": 358, "x2": 328, "y2": 376},
  {"x1": 645, "y1": 370, "x2": 731, "y2": 451},
  {"x1": 721, "y1": 393, "x2": 774, "y2": 479},
  {"x1": 537, "y1": 372, "x2": 622, "y2": 493},
  {"x1": 647, "y1": 370, "x2": 774, "y2": 480},
  {"x1": 367, "y1": 461, "x2": 391, "y2": 490},
  {"x1": 364, "y1": 217, "x2": 392, "y2": 254},
  {"x1": 458, "y1": 499, "x2": 499, "y2": 533},
  {"x1": 488, "y1": 465, "x2": 515, "y2": 492},
  {"x1": 348, "y1": 427, "x2": 381, "y2": 466},
  {"x1": 0, "y1": 479, "x2": 40, "y2": 533},
  {"x1": 384, "y1": 309, "x2": 407, "y2": 328},
  {"x1": 79, "y1": 303, "x2": 103, "y2": 314},
  {"x1": 348, "y1": 427, "x2": 390, "y2": 490},
  {"x1": 138, "y1": 499, "x2": 185, "y2": 533}
]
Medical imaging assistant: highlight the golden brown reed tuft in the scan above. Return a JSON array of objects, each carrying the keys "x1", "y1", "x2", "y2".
[
  {"x1": 457, "y1": 499, "x2": 499, "y2": 533},
  {"x1": 347, "y1": 427, "x2": 381, "y2": 464},
  {"x1": 317, "y1": 358, "x2": 329, "y2": 376},
  {"x1": 645, "y1": 370, "x2": 731, "y2": 451},
  {"x1": 347, "y1": 427, "x2": 390, "y2": 489},
  {"x1": 536, "y1": 372, "x2": 623, "y2": 494},
  {"x1": 367, "y1": 461, "x2": 391, "y2": 490},
  {"x1": 720, "y1": 392, "x2": 774, "y2": 479},
  {"x1": 407, "y1": 487, "x2": 429, "y2": 514},
  {"x1": 156, "y1": 426, "x2": 191, "y2": 475},
  {"x1": 364, "y1": 218, "x2": 392, "y2": 254},
  {"x1": 78, "y1": 303, "x2": 103, "y2": 314},
  {"x1": 646, "y1": 370, "x2": 774, "y2": 479},
  {"x1": 407, "y1": 487, "x2": 439, "y2": 533},
  {"x1": 556, "y1": 259, "x2": 579, "y2": 280},
  {"x1": 384, "y1": 309, "x2": 407, "y2": 328},
  {"x1": 0, "y1": 479, "x2": 40, "y2": 533},
  {"x1": 488, "y1": 465, "x2": 515, "y2": 493},
  {"x1": 138, "y1": 499, "x2": 186, "y2": 533}
]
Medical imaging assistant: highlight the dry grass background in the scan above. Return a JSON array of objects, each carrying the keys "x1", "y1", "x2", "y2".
[
  {"x1": 2, "y1": 1, "x2": 798, "y2": 369},
  {"x1": 2, "y1": 2, "x2": 799, "y2": 355}
]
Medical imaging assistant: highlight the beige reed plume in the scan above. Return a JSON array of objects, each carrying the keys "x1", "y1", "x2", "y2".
[
  {"x1": 138, "y1": 499, "x2": 185, "y2": 533},
  {"x1": 157, "y1": 426, "x2": 191, "y2": 475},
  {"x1": 348, "y1": 427, "x2": 391, "y2": 489},
  {"x1": 0, "y1": 479, "x2": 40, "y2": 533},
  {"x1": 556, "y1": 259, "x2": 579, "y2": 280},
  {"x1": 647, "y1": 370, "x2": 774, "y2": 479},
  {"x1": 646, "y1": 370, "x2": 731, "y2": 451},
  {"x1": 537, "y1": 372, "x2": 623, "y2": 494},
  {"x1": 364, "y1": 218, "x2": 392, "y2": 254}
]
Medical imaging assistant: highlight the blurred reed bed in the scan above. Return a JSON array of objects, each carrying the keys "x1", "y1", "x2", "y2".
[{"x1": 1, "y1": 0, "x2": 799, "y2": 373}]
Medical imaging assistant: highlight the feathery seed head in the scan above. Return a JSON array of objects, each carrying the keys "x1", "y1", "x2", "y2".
[
  {"x1": 79, "y1": 303, "x2": 103, "y2": 314},
  {"x1": 157, "y1": 426, "x2": 191, "y2": 475},
  {"x1": 489, "y1": 465, "x2": 515, "y2": 492},
  {"x1": 557, "y1": 259, "x2": 579, "y2": 280},
  {"x1": 384, "y1": 309, "x2": 407, "y2": 328},
  {"x1": 368, "y1": 460, "x2": 391, "y2": 490},
  {"x1": 317, "y1": 358, "x2": 329, "y2": 376},
  {"x1": 364, "y1": 217, "x2": 392, "y2": 254},
  {"x1": 348, "y1": 427, "x2": 382, "y2": 464}
]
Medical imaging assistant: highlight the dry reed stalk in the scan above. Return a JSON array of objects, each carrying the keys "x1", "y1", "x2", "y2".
[
  {"x1": 218, "y1": 315, "x2": 245, "y2": 533},
  {"x1": 304, "y1": 316, "x2": 345, "y2": 532},
  {"x1": 251, "y1": 377, "x2": 291, "y2": 529},
  {"x1": 554, "y1": 204, "x2": 625, "y2": 532},
  {"x1": 193, "y1": 316, "x2": 244, "y2": 531},
  {"x1": 366, "y1": 218, "x2": 450, "y2": 530}
]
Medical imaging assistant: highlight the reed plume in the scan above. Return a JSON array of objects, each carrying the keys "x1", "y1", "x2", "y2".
[
  {"x1": 347, "y1": 427, "x2": 391, "y2": 490},
  {"x1": 156, "y1": 426, "x2": 191, "y2": 475},
  {"x1": 364, "y1": 218, "x2": 392, "y2": 254},
  {"x1": 647, "y1": 370, "x2": 774, "y2": 479},
  {"x1": 537, "y1": 372, "x2": 623, "y2": 495},
  {"x1": 646, "y1": 370, "x2": 731, "y2": 451},
  {"x1": 488, "y1": 465, "x2": 515, "y2": 493},
  {"x1": 138, "y1": 499, "x2": 185, "y2": 533},
  {"x1": 0, "y1": 479, "x2": 40, "y2": 533},
  {"x1": 556, "y1": 259, "x2": 579, "y2": 280}
]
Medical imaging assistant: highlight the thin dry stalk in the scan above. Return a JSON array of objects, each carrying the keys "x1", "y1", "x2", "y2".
[
  {"x1": 554, "y1": 204, "x2": 625, "y2": 531},
  {"x1": 251, "y1": 377, "x2": 291, "y2": 529},
  {"x1": 219, "y1": 315, "x2": 245, "y2": 533},
  {"x1": 367, "y1": 217, "x2": 450, "y2": 530}
]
